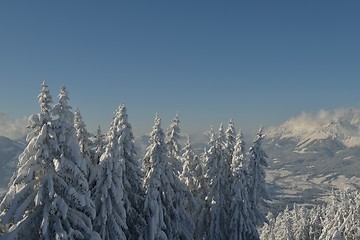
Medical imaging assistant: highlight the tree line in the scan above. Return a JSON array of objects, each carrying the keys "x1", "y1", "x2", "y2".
[
  {"x1": 0, "y1": 82, "x2": 269, "y2": 240},
  {"x1": 260, "y1": 188, "x2": 360, "y2": 240}
]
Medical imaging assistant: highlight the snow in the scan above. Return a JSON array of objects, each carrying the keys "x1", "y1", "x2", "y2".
[
  {"x1": 3, "y1": 82, "x2": 360, "y2": 239},
  {"x1": 267, "y1": 108, "x2": 360, "y2": 149}
]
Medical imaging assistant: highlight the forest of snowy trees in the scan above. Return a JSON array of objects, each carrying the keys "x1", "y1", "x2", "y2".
[
  {"x1": 1, "y1": 82, "x2": 360, "y2": 240},
  {"x1": 0, "y1": 82, "x2": 269, "y2": 240}
]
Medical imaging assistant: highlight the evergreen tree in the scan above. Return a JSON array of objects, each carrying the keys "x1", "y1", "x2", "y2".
[
  {"x1": 0, "y1": 83, "x2": 99, "y2": 239},
  {"x1": 277, "y1": 206, "x2": 295, "y2": 240},
  {"x1": 260, "y1": 190, "x2": 360, "y2": 240},
  {"x1": 142, "y1": 114, "x2": 193, "y2": 240},
  {"x1": 260, "y1": 213, "x2": 276, "y2": 240},
  {"x1": 92, "y1": 125, "x2": 105, "y2": 165},
  {"x1": 92, "y1": 107, "x2": 127, "y2": 240},
  {"x1": 222, "y1": 122, "x2": 235, "y2": 225},
  {"x1": 309, "y1": 205, "x2": 324, "y2": 240},
  {"x1": 230, "y1": 130, "x2": 246, "y2": 170},
  {"x1": 179, "y1": 138, "x2": 201, "y2": 226},
  {"x1": 193, "y1": 147, "x2": 209, "y2": 240},
  {"x1": 165, "y1": 113, "x2": 182, "y2": 175},
  {"x1": 229, "y1": 130, "x2": 258, "y2": 240},
  {"x1": 74, "y1": 108, "x2": 97, "y2": 190},
  {"x1": 198, "y1": 125, "x2": 230, "y2": 240},
  {"x1": 179, "y1": 138, "x2": 202, "y2": 199},
  {"x1": 52, "y1": 85, "x2": 100, "y2": 239},
  {"x1": 117, "y1": 104, "x2": 146, "y2": 240},
  {"x1": 142, "y1": 114, "x2": 168, "y2": 240},
  {"x1": 247, "y1": 127, "x2": 269, "y2": 226},
  {"x1": 292, "y1": 205, "x2": 310, "y2": 240},
  {"x1": 319, "y1": 189, "x2": 359, "y2": 240},
  {"x1": 225, "y1": 119, "x2": 236, "y2": 160}
]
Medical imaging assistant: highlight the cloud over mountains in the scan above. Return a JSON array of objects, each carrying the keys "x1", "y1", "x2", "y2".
[
  {"x1": 266, "y1": 108, "x2": 360, "y2": 147},
  {"x1": 0, "y1": 113, "x2": 29, "y2": 140}
]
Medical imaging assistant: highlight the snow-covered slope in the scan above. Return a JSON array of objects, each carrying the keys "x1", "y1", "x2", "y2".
[
  {"x1": 0, "y1": 136, "x2": 24, "y2": 193},
  {"x1": 264, "y1": 108, "x2": 360, "y2": 212},
  {"x1": 266, "y1": 109, "x2": 360, "y2": 150},
  {"x1": 267, "y1": 108, "x2": 360, "y2": 150}
]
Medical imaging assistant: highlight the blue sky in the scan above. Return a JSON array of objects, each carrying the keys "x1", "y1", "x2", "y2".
[{"x1": 0, "y1": 1, "x2": 359, "y2": 138}]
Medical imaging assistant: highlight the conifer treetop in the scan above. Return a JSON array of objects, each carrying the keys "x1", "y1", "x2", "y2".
[{"x1": 37, "y1": 80, "x2": 53, "y2": 121}]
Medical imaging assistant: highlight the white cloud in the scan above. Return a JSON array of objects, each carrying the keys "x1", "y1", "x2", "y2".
[
  {"x1": 267, "y1": 107, "x2": 360, "y2": 140},
  {"x1": 0, "y1": 113, "x2": 29, "y2": 140}
]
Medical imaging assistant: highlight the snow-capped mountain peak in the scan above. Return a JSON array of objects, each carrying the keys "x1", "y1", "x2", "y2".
[{"x1": 266, "y1": 108, "x2": 360, "y2": 149}]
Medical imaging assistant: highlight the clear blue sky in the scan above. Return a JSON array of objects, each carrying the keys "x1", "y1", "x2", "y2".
[{"x1": 0, "y1": 1, "x2": 359, "y2": 136}]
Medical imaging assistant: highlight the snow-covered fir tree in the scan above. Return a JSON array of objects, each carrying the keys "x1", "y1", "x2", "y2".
[
  {"x1": 260, "y1": 189, "x2": 360, "y2": 240},
  {"x1": 92, "y1": 125, "x2": 105, "y2": 165},
  {"x1": 117, "y1": 104, "x2": 146, "y2": 240},
  {"x1": 260, "y1": 204, "x2": 326, "y2": 240},
  {"x1": 92, "y1": 107, "x2": 127, "y2": 240},
  {"x1": 197, "y1": 125, "x2": 231, "y2": 240},
  {"x1": 292, "y1": 205, "x2": 311, "y2": 240},
  {"x1": 0, "y1": 83, "x2": 99, "y2": 239},
  {"x1": 222, "y1": 121, "x2": 236, "y2": 221},
  {"x1": 74, "y1": 108, "x2": 97, "y2": 190},
  {"x1": 319, "y1": 189, "x2": 359, "y2": 240},
  {"x1": 165, "y1": 113, "x2": 182, "y2": 175},
  {"x1": 230, "y1": 129, "x2": 246, "y2": 170},
  {"x1": 225, "y1": 119, "x2": 236, "y2": 160},
  {"x1": 308, "y1": 205, "x2": 324, "y2": 240},
  {"x1": 247, "y1": 127, "x2": 269, "y2": 226},
  {"x1": 52, "y1": 85, "x2": 100, "y2": 239},
  {"x1": 179, "y1": 138, "x2": 202, "y2": 224},
  {"x1": 0, "y1": 81, "x2": 56, "y2": 239},
  {"x1": 275, "y1": 206, "x2": 295, "y2": 240},
  {"x1": 229, "y1": 130, "x2": 258, "y2": 240},
  {"x1": 193, "y1": 147, "x2": 209, "y2": 240},
  {"x1": 142, "y1": 114, "x2": 193, "y2": 240},
  {"x1": 260, "y1": 213, "x2": 276, "y2": 240}
]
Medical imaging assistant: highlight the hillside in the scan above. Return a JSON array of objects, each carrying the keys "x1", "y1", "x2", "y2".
[{"x1": 264, "y1": 108, "x2": 360, "y2": 212}]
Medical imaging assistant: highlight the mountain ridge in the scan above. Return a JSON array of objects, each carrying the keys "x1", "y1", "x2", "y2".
[{"x1": 266, "y1": 108, "x2": 360, "y2": 150}]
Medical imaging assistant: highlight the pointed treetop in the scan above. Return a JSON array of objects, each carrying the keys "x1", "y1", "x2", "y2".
[
  {"x1": 58, "y1": 85, "x2": 70, "y2": 107},
  {"x1": 118, "y1": 103, "x2": 129, "y2": 125},
  {"x1": 254, "y1": 126, "x2": 265, "y2": 143},
  {"x1": 37, "y1": 81, "x2": 53, "y2": 118},
  {"x1": 237, "y1": 129, "x2": 244, "y2": 141},
  {"x1": 219, "y1": 123, "x2": 224, "y2": 132},
  {"x1": 154, "y1": 113, "x2": 161, "y2": 128},
  {"x1": 236, "y1": 129, "x2": 245, "y2": 147},
  {"x1": 167, "y1": 112, "x2": 180, "y2": 135},
  {"x1": 148, "y1": 113, "x2": 164, "y2": 146},
  {"x1": 120, "y1": 103, "x2": 126, "y2": 113},
  {"x1": 166, "y1": 112, "x2": 182, "y2": 159},
  {"x1": 74, "y1": 107, "x2": 92, "y2": 155},
  {"x1": 231, "y1": 129, "x2": 246, "y2": 172},
  {"x1": 218, "y1": 123, "x2": 225, "y2": 141},
  {"x1": 209, "y1": 126, "x2": 215, "y2": 144},
  {"x1": 225, "y1": 119, "x2": 235, "y2": 135},
  {"x1": 174, "y1": 112, "x2": 180, "y2": 123},
  {"x1": 74, "y1": 107, "x2": 81, "y2": 118},
  {"x1": 52, "y1": 85, "x2": 73, "y2": 123}
]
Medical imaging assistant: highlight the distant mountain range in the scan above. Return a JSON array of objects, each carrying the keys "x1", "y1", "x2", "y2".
[
  {"x1": 265, "y1": 108, "x2": 360, "y2": 177},
  {"x1": 264, "y1": 108, "x2": 360, "y2": 212}
]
